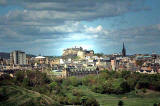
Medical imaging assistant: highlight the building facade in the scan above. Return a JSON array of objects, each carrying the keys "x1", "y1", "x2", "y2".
[{"x1": 10, "y1": 50, "x2": 26, "y2": 65}]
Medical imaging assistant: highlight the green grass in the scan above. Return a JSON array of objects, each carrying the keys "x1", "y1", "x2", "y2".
[
  {"x1": 0, "y1": 85, "x2": 59, "y2": 106},
  {"x1": 76, "y1": 85, "x2": 160, "y2": 106},
  {"x1": 1, "y1": 84, "x2": 160, "y2": 106}
]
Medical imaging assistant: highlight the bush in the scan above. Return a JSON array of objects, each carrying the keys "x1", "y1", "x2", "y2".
[
  {"x1": 82, "y1": 75, "x2": 96, "y2": 86},
  {"x1": 56, "y1": 96, "x2": 68, "y2": 105},
  {"x1": 63, "y1": 76, "x2": 81, "y2": 87},
  {"x1": 49, "y1": 82, "x2": 57, "y2": 92},
  {"x1": 153, "y1": 103, "x2": 157, "y2": 106},
  {"x1": 142, "y1": 88, "x2": 146, "y2": 93},
  {"x1": 22, "y1": 78, "x2": 29, "y2": 87},
  {"x1": 118, "y1": 100, "x2": 124, "y2": 106},
  {"x1": 86, "y1": 97, "x2": 99, "y2": 106},
  {"x1": 0, "y1": 74, "x2": 13, "y2": 86},
  {"x1": 26, "y1": 70, "x2": 51, "y2": 87},
  {"x1": 0, "y1": 88, "x2": 8, "y2": 102},
  {"x1": 91, "y1": 84, "x2": 104, "y2": 94},
  {"x1": 136, "y1": 80, "x2": 149, "y2": 89},
  {"x1": 80, "y1": 96, "x2": 99, "y2": 106},
  {"x1": 120, "y1": 81, "x2": 131, "y2": 93},
  {"x1": 68, "y1": 96, "x2": 80, "y2": 105},
  {"x1": 72, "y1": 89, "x2": 85, "y2": 97},
  {"x1": 126, "y1": 78, "x2": 136, "y2": 90},
  {"x1": 15, "y1": 71, "x2": 25, "y2": 82},
  {"x1": 0, "y1": 74, "x2": 12, "y2": 81}
]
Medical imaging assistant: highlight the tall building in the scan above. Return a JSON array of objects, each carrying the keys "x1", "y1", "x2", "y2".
[
  {"x1": 10, "y1": 50, "x2": 26, "y2": 65},
  {"x1": 122, "y1": 42, "x2": 126, "y2": 57}
]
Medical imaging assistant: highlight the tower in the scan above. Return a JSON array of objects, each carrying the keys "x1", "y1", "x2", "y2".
[
  {"x1": 122, "y1": 42, "x2": 126, "y2": 57},
  {"x1": 10, "y1": 50, "x2": 26, "y2": 65}
]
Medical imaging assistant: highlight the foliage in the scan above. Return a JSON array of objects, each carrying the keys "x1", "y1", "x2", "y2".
[
  {"x1": 49, "y1": 81, "x2": 57, "y2": 92},
  {"x1": 15, "y1": 71, "x2": 25, "y2": 82},
  {"x1": 63, "y1": 76, "x2": 82, "y2": 87},
  {"x1": 1, "y1": 69, "x2": 160, "y2": 105},
  {"x1": 118, "y1": 100, "x2": 124, "y2": 106},
  {"x1": 153, "y1": 103, "x2": 158, "y2": 106},
  {"x1": 0, "y1": 88, "x2": 8, "y2": 102}
]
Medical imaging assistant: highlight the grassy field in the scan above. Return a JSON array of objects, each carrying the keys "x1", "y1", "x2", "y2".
[
  {"x1": 0, "y1": 85, "x2": 59, "y2": 106},
  {"x1": 76, "y1": 86, "x2": 160, "y2": 106}
]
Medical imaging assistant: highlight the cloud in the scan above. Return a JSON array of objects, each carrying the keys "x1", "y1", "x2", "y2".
[
  {"x1": 85, "y1": 25, "x2": 103, "y2": 33},
  {"x1": 0, "y1": 0, "x2": 159, "y2": 55},
  {"x1": 156, "y1": 24, "x2": 160, "y2": 30},
  {"x1": 0, "y1": 0, "x2": 149, "y2": 26},
  {"x1": 0, "y1": 19, "x2": 160, "y2": 55},
  {"x1": 0, "y1": 0, "x2": 6, "y2": 5},
  {"x1": 95, "y1": 24, "x2": 160, "y2": 53}
]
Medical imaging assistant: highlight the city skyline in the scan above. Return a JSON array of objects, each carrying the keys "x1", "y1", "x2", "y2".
[{"x1": 0, "y1": 0, "x2": 160, "y2": 56}]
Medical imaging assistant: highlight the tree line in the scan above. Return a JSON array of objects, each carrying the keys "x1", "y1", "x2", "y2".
[{"x1": 1, "y1": 70, "x2": 160, "y2": 105}]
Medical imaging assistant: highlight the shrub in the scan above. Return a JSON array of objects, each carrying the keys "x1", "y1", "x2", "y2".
[
  {"x1": 49, "y1": 82, "x2": 57, "y2": 92},
  {"x1": 81, "y1": 96, "x2": 100, "y2": 106},
  {"x1": 15, "y1": 71, "x2": 25, "y2": 82},
  {"x1": 118, "y1": 100, "x2": 124, "y2": 106},
  {"x1": 120, "y1": 81, "x2": 131, "y2": 93},
  {"x1": 0, "y1": 88, "x2": 8, "y2": 102},
  {"x1": 91, "y1": 84, "x2": 104, "y2": 94},
  {"x1": 72, "y1": 89, "x2": 85, "y2": 97},
  {"x1": 153, "y1": 103, "x2": 157, "y2": 106}
]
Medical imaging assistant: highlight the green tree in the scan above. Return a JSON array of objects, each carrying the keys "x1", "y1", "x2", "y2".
[
  {"x1": 121, "y1": 71, "x2": 131, "y2": 79},
  {"x1": 22, "y1": 78, "x2": 29, "y2": 87},
  {"x1": 120, "y1": 81, "x2": 131, "y2": 93},
  {"x1": 0, "y1": 88, "x2": 8, "y2": 101},
  {"x1": 153, "y1": 103, "x2": 157, "y2": 106},
  {"x1": 72, "y1": 89, "x2": 85, "y2": 97},
  {"x1": 15, "y1": 71, "x2": 25, "y2": 82},
  {"x1": 126, "y1": 78, "x2": 136, "y2": 90},
  {"x1": 118, "y1": 100, "x2": 123, "y2": 106},
  {"x1": 69, "y1": 76, "x2": 81, "y2": 86},
  {"x1": 49, "y1": 82, "x2": 57, "y2": 93},
  {"x1": 91, "y1": 84, "x2": 104, "y2": 94},
  {"x1": 86, "y1": 96, "x2": 100, "y2": 106},
  {"x1": 136, "y1": 79, "x2": 149, "y2": 89}
]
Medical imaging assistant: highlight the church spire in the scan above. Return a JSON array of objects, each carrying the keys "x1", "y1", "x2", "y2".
[
  {"x1": 122, "y1": 42, "x2": 126, "y2": 57},
  {"x1": 123, "y1": 42, "x2": 125, "y2": 49}
]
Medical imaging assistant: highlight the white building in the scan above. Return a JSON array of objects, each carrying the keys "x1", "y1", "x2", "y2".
[{"x1": 60, "y1": 59, "x2": 64, "y2": 64}]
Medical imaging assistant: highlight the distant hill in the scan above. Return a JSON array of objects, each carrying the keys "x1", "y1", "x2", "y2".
[
  {"x1": 0, "y1": 52, "x2": 10, "y2": 59},
  {"x1": 26, "y1": 54, "x2": 36, "y2": 58},
  {"x1": 0, "y1": 52, "x2": 36, "y2": 59}
]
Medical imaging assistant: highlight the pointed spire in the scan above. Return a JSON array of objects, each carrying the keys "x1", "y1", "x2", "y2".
[
  {"x1": 123, "y1": 42, "x2": 125, "y2": 49},
  {"x1": 122, "y1": 42, "x2": 126, "y2": 57}
]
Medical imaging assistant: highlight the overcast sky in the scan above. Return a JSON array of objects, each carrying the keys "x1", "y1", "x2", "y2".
[{"x1": 0, "y1": 0, "x2": 160, "y2": 56}]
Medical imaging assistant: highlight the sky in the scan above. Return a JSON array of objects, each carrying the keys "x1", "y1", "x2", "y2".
[{"x1": 0, "y1": 0, "x2": 160, "y2": 56}]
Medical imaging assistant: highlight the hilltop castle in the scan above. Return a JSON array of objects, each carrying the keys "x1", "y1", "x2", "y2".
[{"x1": 62, "y1": 46, "x2": 94, "y2": 58}]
